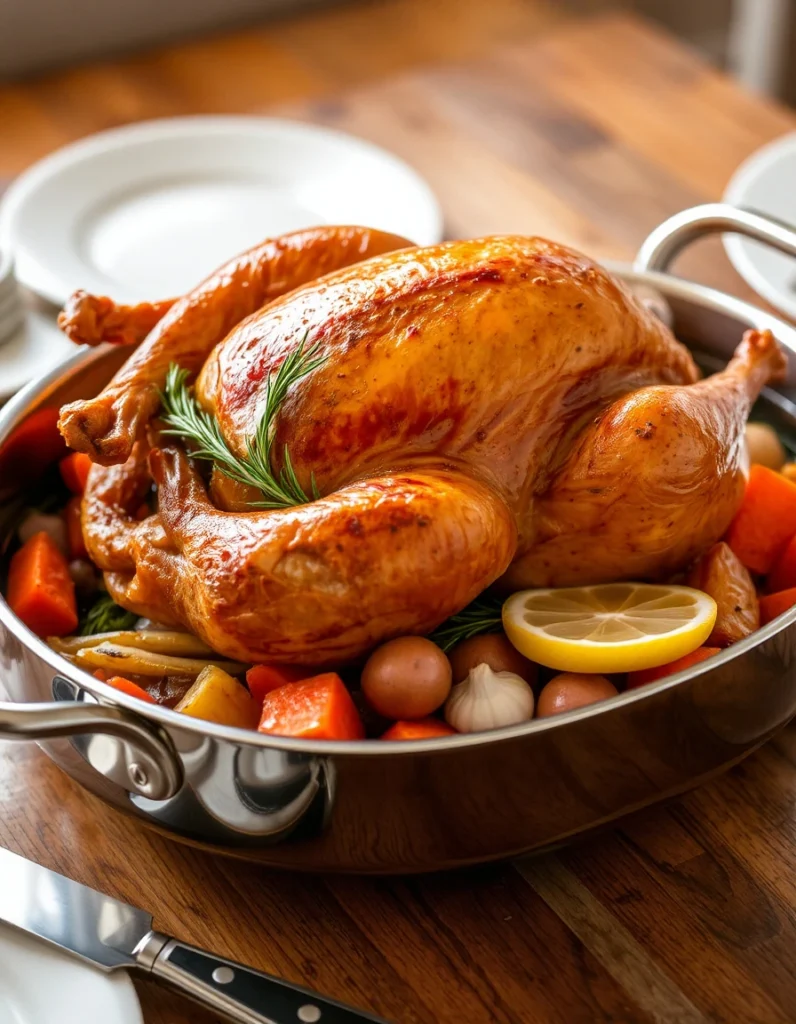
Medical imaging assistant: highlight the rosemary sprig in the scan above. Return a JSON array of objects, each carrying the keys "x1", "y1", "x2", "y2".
[
  {"x1": 80, "y1": 593, "x2": 138, "y2": 635},
  {"x1": 160, "y1": 334, "x2": 327, "y2": 509},
  {"x1": 428, "y1": 594, "x2": 505, "y2": 652}
]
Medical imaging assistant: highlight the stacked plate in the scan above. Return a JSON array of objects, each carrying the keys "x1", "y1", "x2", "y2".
[
  {"x1": 0, "y1": 115, "x2": 442, "y2": 403},
  {"x1": 0, "y1": 250, "x2": 25, "y2": 349}
]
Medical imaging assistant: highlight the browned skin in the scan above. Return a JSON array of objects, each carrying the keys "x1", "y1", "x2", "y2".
[
  {"x1": 75, "y1": 231, "x2": 786, "y2": 664},
  {"x1": 58, "y1": 225, "x2": 411, "y2": 465},
  {"x1": 687, "y1": 541, "x2": 760, "y2": 647}
]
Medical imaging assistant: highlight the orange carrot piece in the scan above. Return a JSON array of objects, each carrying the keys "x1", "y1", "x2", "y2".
[
  {"x1": 246, "y1": 664, "x2": 311, "y2": 705},
  {"x1": 105, "y1": 676, "x2": 156, "y2": 704},
  {"x1": 63, "y1": 497, "x2": 88, "y2": 560},
  {"x1": 59, "y1": 452, "x2": 93, "y2": 495},
  {"x1": 726, "y1": 465, "x2": 796, "y2": 574},
  {"x1": 7, "y1": 531, "x2": 78, "y2": 637},
  {"x1": 381, "y1": 718, "x2": 457, "y2": 740},
  {"x1": 759, "y1": 587, "x2": 796, "y2": 626},
  {"x1": 767, "y1": 532, "x2": 796, "y2": 593},
  {"x1": 627, "y1": 647, "x2": 721, "y2": 689},
  {"x1": 258, "y1": 673, "x2": 364, "y2": 740},
  {"x1": 0, "y1": 407, "x2": 67, "y2": 484}
]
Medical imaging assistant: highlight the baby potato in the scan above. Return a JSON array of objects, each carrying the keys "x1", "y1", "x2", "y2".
[
  {"x1": 687, "y1": 541, "x2": 759, "y2": 646},
  {"x1": 176, "y1": 665, "x2": 260, "y2": 729},
  {"x1": 362, "y1": 636, "x2": 452, "y2": 719},
  {"x1": 536, "y1": 673, "x2": 618, "y2": 718},
  {"x1": 745, "y1": 422, "x2": 785, "y2": 471},
  {"x1": 448, "y1": 633, "x2": 538, "y2": 686}
]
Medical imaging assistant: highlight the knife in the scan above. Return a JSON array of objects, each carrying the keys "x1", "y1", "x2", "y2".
[{"x1": 0, "y1": 845, "x2": 388, "y2": 1024}]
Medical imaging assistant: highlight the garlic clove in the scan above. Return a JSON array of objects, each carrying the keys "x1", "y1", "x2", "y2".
[{"x1": 444, "y1": 662, "x2": 534, "y2": 733}]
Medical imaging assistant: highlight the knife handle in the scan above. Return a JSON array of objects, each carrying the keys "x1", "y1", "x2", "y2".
[{"x1": 149, "y1": 937, "x2": 388, "y2": 1024}]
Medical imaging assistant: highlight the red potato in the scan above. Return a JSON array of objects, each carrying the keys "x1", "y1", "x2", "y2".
[
  {"x1": 448, "y1": 633, "x2": 537, "y2": 686},
  {"x1": 536, "y1": 673, "x2": 618, "y2": 718},
  {"x1": 361, "y1": 637, "x2": 452, "y2": 720},
  {"x1": 687, "y1": 542, "x2": 759, "y2": 646}
]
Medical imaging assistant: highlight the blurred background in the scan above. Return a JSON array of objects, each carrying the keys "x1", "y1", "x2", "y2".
[{"x1": 0, "y1": 0, "x2": 794, "y2": 102}]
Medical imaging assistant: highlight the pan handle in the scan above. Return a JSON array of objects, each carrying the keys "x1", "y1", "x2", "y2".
[
  {"x1": 634, "y1": 202, "x2": 796, "y2": 275},
  {"x1": 0, "y1": 698, "x2": 183, "y2": 800}
]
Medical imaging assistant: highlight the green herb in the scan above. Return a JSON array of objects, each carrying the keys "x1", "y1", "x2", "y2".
[
  {"x1": 80, "y1": 593, "x2": 138, "y2": 635},
  {"x1": 160, "y1": 333, "x2": 327, "y2": 509},
  {"x1": 429, "y1": 594, "x2": 505, "y2": 652}
]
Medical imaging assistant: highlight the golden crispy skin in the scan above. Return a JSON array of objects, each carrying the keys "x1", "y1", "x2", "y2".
[
  {"x1": 75, "y1": 232, "x2": 785, "y2": 663},
  {"x1": 59, "y1": 225, "x2": 411, "y2": 465}
]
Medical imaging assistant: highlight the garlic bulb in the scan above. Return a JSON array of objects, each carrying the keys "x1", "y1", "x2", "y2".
[{"x1": 444, "y1": 662, "x2": 534, "y2": 733}]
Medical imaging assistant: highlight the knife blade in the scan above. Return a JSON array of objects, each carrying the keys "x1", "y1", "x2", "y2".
[{"x1": 0, "y1": 846, "x2": 387, "y2": 1024}]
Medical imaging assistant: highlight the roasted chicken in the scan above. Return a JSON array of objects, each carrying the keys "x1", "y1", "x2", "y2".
[{"x1": 58, "y1": 228, "x2": 786, "y2": 664}]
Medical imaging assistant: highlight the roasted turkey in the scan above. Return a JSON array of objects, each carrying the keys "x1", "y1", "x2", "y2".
[{"x1": 57, "y1": 226, "x2": 786, "y2": 664}]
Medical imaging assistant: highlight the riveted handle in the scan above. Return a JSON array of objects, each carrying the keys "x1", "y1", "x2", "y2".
[
  {"x1": 148, "y1": 938, "x2": 390, "y2": 1024},
  {"x1": 0, "y1": 699, "x2": 182, "y2": 799},
  {"x1": 635, "y1": 203, "x2": 796, "y2": 275}
]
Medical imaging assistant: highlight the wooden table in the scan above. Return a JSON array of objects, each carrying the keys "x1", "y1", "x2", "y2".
[{"x1": 3, "y1": 12, "x2": 796, "y2": 1024}]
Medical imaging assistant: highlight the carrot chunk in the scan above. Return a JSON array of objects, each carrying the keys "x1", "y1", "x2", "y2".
[
  {"x1": 381, "y1": 718, "x2": 457, "y2": 740},
  {"x1": 759, "y1": 587, "x2": 796, "y2": 626},
  {"x1": 258, "y1": 673, "x2": 365, "y2": 740},
  {"x1": 63, "y1": 497, "x2": 88, "y2": 560},
  {"x1": 246, "y1": 664, "x2": 311, "y2": 706},
  {"x1": 726, "y1": 465, "x2": 796, "y2": 574},
  {"x1": 105, "y1": 676, "x2": 156, "y2": 703},
  {"x1": 0, "y1": 407, "x2": 67, "y2": 484},
  {"x1": 59, "y1": 452, "x2": 93, "y2": 495},
  {"x1": 767, "y1": 532, "x2": 796, "y2": 593},
  {"x1": 7, "y1": 531, "x2": 78, "y2": 637},
  {"x1": 627, "y1": 647, "x2": 720, "y2": 689}
]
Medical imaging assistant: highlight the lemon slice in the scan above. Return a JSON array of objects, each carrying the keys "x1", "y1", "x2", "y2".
[{"x1": 502, "y1": 583, "x2": 717, "y2": 674}]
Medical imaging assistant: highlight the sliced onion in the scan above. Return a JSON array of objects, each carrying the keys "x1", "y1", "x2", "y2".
[
  {"x1": 49, "y1": 630, "x2": 215, "y2": 657},
  {"x1": 73, "y1": 643, "x2": 245, "y2": 679}
]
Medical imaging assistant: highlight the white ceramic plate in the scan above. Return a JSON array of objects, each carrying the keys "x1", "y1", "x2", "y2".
[
  {"x1": 0, "y1": 307, "x2": 74, "y2": 403},
  {"x1": 723, "y1": 132, "x2": 796, "y2": 321},
  {"x1": 0, "y1": 924, "x2": 142, "y2": 1024},
  {"x1": 0, "y1": 116, "x2": 443, "y2": 307}
]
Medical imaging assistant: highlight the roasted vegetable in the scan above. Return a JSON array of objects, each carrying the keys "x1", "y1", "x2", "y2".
[
  {"x1": 7, "y1": 531, "x2": 77, "y2": 637},
  {"x1": 745, "y1": 422, "x2": 785, "y2": 471},
  {"x1": 726, "y1": 465, "x2": 796, "y2": 574},
  {"x1": 381, "y1": 718, "x2": 456, "y2": 741},
  {"x1": 258, "y1": 673, "x2": 364, "y2": 740},
  {"x1": 175, "y1": 665, "x2": 260, "y2": 728},
  {"x1": 71, "y1": 643, "x2": 245, "y2": 678},
  {"x1": 246, "y1": 664, "x2": 310, "y2": 705},
  {"x1": 59, "y1": 452, "x2": 93, "y2": 495},
  {"x1": 63, "y1": 497, "x2": 88, "y2": 560},
  {"x1": 759, "y1": 588, "x2": 796, "y2": 626},
  {"x1": 361, "y1": 637, "x2": 452, "y2": 720},
  {"x1": 80, "y1": 593, "x2": 138, "y2": 635},
  {"x1": 627, "y1": 647, "x2": 720, "y2": 689},
  {"x1": 105, "y1": 675, "x2": 156, "y2": 703},
  {"x1": 536, "y1": 673, "x2": 617, "y2": 718},
  {"x1": 687, "y1": 542, "x2": 759, "y2": 646},
  {"x1": 51, "y1": 629, "x2": 214, "y2": 657}
]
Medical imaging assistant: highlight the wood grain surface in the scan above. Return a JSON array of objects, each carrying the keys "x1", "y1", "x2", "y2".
[{"x1": 2, "y1": 10, "x2": 796, "y2": 1023}]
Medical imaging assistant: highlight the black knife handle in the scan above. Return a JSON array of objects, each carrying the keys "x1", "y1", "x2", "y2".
[{"x1": 150, "y1": 938, "x2": 389, "y2": 1024}]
